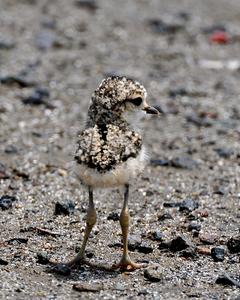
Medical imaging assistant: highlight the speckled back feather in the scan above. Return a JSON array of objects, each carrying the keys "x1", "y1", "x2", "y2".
[{"x1": 74, "y1": 76, "x2": 146, "y2": 174}]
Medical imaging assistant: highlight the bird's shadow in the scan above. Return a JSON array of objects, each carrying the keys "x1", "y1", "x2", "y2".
[{"x1": 46, "y1": 262, "x2": 121, "y2": 283}]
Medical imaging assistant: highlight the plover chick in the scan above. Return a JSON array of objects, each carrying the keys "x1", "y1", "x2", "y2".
[{"x1": 62, "y1": 76, "x2": 159, "y2": 271}]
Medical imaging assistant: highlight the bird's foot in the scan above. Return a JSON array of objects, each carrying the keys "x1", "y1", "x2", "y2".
[{"x1": 111, "y1": 256, "x2": 147, "y2": 272}]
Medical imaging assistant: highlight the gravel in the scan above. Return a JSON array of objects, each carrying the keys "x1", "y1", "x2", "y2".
[{"x1": 0, "y1": 0, "x2": 240, "y2": 299}]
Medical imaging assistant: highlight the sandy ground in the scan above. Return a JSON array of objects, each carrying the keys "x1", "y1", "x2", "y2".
[{"x1": 0, "y1": 0, "x2": 240, "y2": 299}]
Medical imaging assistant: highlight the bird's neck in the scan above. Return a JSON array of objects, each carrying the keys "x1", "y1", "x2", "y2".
[{"x1": 86, "y1": 104, "x2": 128, "y2": 129}]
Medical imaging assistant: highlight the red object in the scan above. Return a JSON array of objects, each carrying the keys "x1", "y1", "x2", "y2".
[{"x1": 209, "y1": 31, "x2": 230, "y2": 44}]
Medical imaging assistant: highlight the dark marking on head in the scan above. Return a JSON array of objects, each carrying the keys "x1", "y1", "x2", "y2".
[{"x1": 127, "y1": 97, "x2": 143, "y2": 106}]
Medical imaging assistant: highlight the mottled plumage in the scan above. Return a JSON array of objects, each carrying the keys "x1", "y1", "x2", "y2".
[{"x1": 74, "y1": 76, "x2": 151, "y2": 187}]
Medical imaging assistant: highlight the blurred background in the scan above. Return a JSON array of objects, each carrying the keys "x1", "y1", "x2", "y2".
[{"x1": 0, "y1": 0, "x2": 240, "y2": 299}]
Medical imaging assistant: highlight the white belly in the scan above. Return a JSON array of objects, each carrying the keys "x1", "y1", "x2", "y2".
[{"x1": 74, "y1": 147, "x2": 147, "y2": 188}]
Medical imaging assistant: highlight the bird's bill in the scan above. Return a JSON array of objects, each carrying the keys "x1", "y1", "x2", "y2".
[{"x1": 143, "y1": 105, "x2": 160, "y2": 115}]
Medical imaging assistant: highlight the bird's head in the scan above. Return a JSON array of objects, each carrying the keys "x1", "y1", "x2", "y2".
[{"x1": 91, "y1": 76, "x2": 159, "y2": 116}]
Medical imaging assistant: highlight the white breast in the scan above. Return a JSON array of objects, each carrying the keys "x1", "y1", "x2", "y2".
[{"x1": 74, "y1": 147, "x2": 148, "y2": 188}]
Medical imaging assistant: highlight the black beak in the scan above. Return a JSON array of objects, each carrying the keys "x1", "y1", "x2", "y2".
[{"x1": 143, "y1": 106, "x2": 160, "y2": 115}]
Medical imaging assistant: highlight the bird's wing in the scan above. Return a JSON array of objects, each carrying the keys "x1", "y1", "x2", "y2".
[{"x1": 74, "y1": 124, "x2": 142, "y2": 172}]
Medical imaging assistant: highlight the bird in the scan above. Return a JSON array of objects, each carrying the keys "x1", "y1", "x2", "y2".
[{"x1": 60, "y1": 76, "x2": 159, "y2": 271}]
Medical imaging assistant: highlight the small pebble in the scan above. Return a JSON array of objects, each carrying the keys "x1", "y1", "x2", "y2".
[
  {"x1": 170, "y1": 156, "x2": 198, "y2": 170},
  {"x1": 170, "y1": 236, "x2": 194, "y2": 252},
  {"x1": 211, "y1": 247, "x2": 225, "y2": 262},
  {"x1": 72, "y1": 282, "x2": 103, "y2": 292},
  {"x1": 128, "y1": 235, "x2": 142, "y2": 251},
  {"x1": 149, "y1": 230, "x2": 165, "y2": 242},
  {"x1": 196, "y1": 246, "x2": 211, "y2": 255},
  {"x1": 188, "y1": 222, "x2": 201, "y2": 232},
  {"x1": 54, "y1": 200, "x2": 75, "y2": 216},
  {"x1": 199, "y1": 232, "x2": 218, "y2": 245},
  {"x1": 0, "y1": 75, "x2": 35, "y2": 87},
  {"x1": 210, "y1": 31, "x2": 230, "y2": 44},
  {"x1": 179, "y1": 199, "x2": 199, "y2": 212},
  {"x1": 227, "y1": 236, "x2": 240, "y2": 253},
  {"x1": 107, "y1": 212, "x2": 119, "y2": 221},
  {"x1": 137, "y1": 242, "x2": 154, "y2": 254},
  {"x1": 0, "y1": 258, "x2": 9, "y2": 265},
  {"x1": 36, "y1": 252, "x2": 50, "y2": 265},
  {"x1": 158, "y1": 212, "x2": 173, "y2": 221},
  {"x1": 52, "y1": 264, "x2": 71, "y2": 276},
  {"x1": 75, "y1": 0, "x2": 98, "y2": 11},
  {"x1": 22, "y1": 87, "x2": 50, "y2": 106},
  {"x1": 148, "y1": 19, "x2": 184, "y2": 34},
  {"x1": 144, "y1": 266, "x2": 163, "y2": 282},
  {"x1": 8, "y1": 238, "x2": 28, "y2": 244},
  {"x1": 214, "y1": 148, "x2": 234, "y2": 158},
  {"x1": 0, "y1": 195, "x2": 17, "y2": 210}
]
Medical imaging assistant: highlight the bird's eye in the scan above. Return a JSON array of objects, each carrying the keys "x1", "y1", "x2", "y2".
[{"x1": 128, "y1": 97, "x2": 142, "y2": 106}]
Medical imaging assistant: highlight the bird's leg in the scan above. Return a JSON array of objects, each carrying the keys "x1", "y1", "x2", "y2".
[
  {"x1": 63, "y1": 186, "x2": 97, "y2": 268},
  {"x1": 112, "y1": 184, "x2": 146, "y2": 271}
]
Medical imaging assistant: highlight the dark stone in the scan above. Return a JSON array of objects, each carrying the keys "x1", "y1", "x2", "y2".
[
  {"x1": 158, "y1": 240, "x2": 172, "y2": 250},
  {"x1": 150, "y1": 159, "x2": 170, "y2": 167},
  {"x1": 179, "y1": 199, "x2": 199, "y2": 212},
  {"x1": 85, "y1": 251, "x2": 94, "y2": 259},
  {"x1": 36, "y1": 252, "x2": 50, "y2": 265},
  {"x1": 107, "y1": 212, "x2": 119, "y2": 221},
  {"x1": 138, "y1": 289, "x2": 149, "y2": 296},
  {"x1": 227, "y1": 236, "x2": 240, "y2": 253},
  {"x1": 144, "y1": 266, "x2": 163, "y2": 282},
  {"x1": 179, "y1": 247, "x2": 197, "y2": 258},
  {"x1": 137, "y1": 242, "x2": 154, "y2": 254},
  {"x1": 213, "y1": 185, "x2": 228, "y2": 195},
  {"x1": 188, "y1": 222, "x2": 201, "y2": 232},
  {"x1": 12, "y1": 169, "x2": 29, "y2": 181},
  {"x1": 163, "y1": 202, "x2": 180, "y2": 208},
  {"x1": 164, "y1": 199, "x2": 199, "y2": 212},
  {"x1": 73, "y1": 282, "x2": 103, "y2": 292},
  {"x1": 54, "y1": 200, "x2": 75, "y2": 216},
  {"x1": 0, "y1": 258, "x2": 9, "y2": 265},
  {"x1": 202, "y1": 24, "x2": 226, "y2": 34},
  {"x1": 211, "y1": 247, "x2": 224, "y2": 262},
  {"x1": 148, "y1": 19, "x2": 184, "y2": 34},
  {"x1": 0, "y1": 39, "x2": 15, "y2": 50},
  {"x1": 214, "y1": 148, "x2": 234, "y2": 158},
  {"x1": 158, "y1": 212, "x2": 173, "y2": 221},
  {"x1": 170, "y1": 236, "x2": 193, "y2": 252},
  {"x1": 4, "y1": 145, "x2": 18, "y2": 154},
  {"x1": 75, "y1": 0, "x2": 98, "y2": 11},
  {"x1": 8, "y1": 238, "x2": 28, "y2": 244},
  {"x1": 22, "y1": 87, "x2": 51, "y2": 107},
  {"x1": 149, "y1": 230, "x2": 165, "y2": 242},
  {"x1": 52, "y1": 264, "x2": 71, "y2": 276},
  {"x1": 171, "y1": 156, "x2": 199, "y2": 170},
  {"x1": 108, "y1": 242, "x2": 122, "y2": 248},
  {"x1": 216, "y1": 274, "x2": 240, "y2": 288},
  {"x1": 0, "y1": 195, "x2": 17, "y2": 210},
  {"x1": 0, "y1": 75, "x2": 35, "y2": 87},
  {"x1": 145, "y1": 190, "x2": 154, "y2": 197}
]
